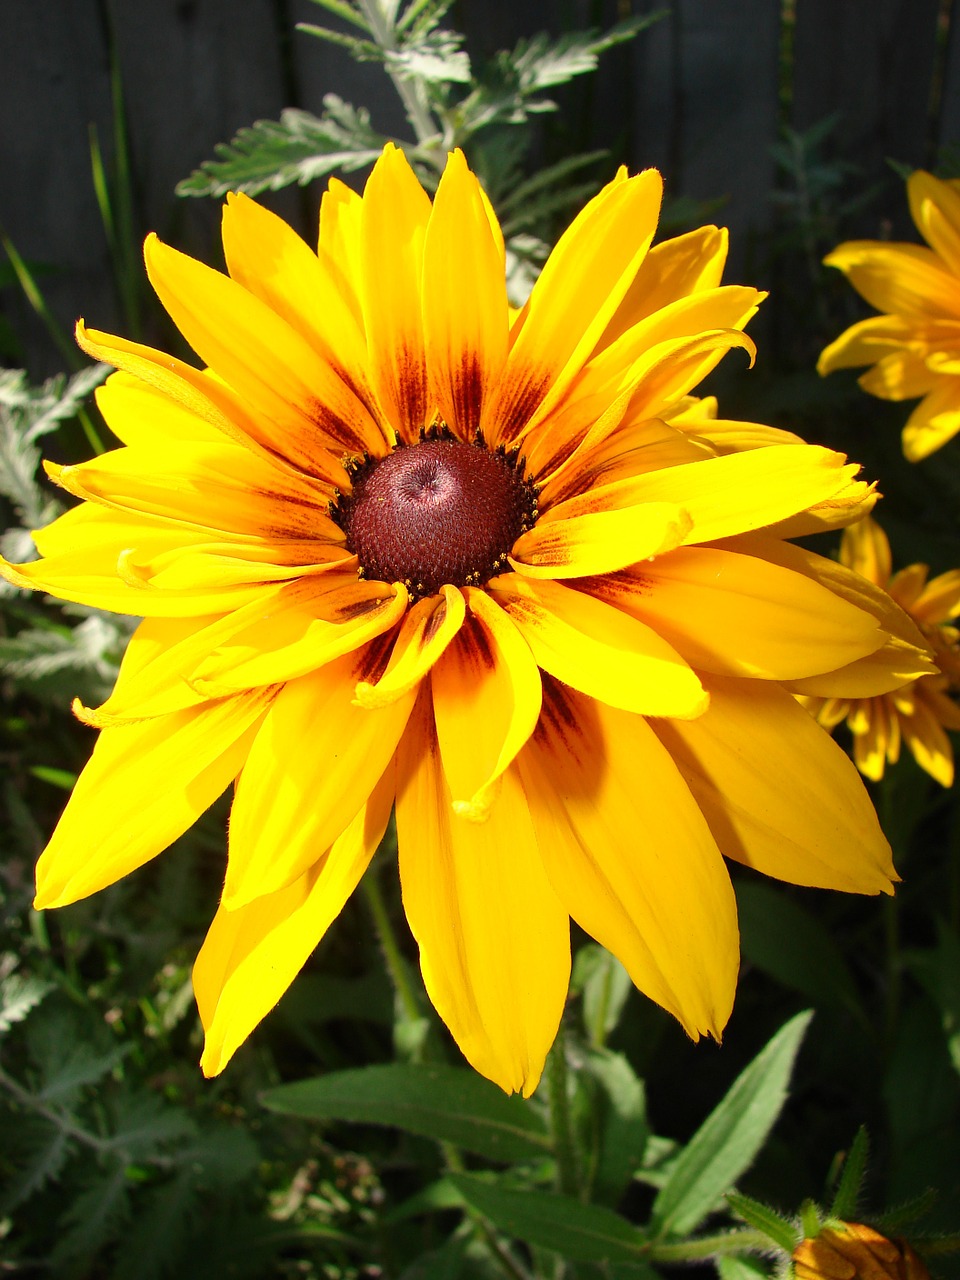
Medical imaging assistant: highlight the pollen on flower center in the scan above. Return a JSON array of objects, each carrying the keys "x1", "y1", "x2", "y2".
[{"x1": 333, "y1": 432, "x2": 539, "y2": 599}]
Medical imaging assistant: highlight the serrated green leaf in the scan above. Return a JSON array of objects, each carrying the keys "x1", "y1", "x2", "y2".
[
  {"x1": 726, "y1": 1192, "x2": 800, "y2": 1252},
  {"x1": 296, "y1": 23, "x2": 383, "y2": 59},
  {"x1": 110, "y1": 1169, "x2": 196, "y2": 1280},
  {"x1": 49, "y1": 1166, "x2": 130, "y2": 1268},
  {"x1": 651, "y1": 1011, "x2": 813, "y2": 1238},
  {"x1": 451, "y1": 1174, "x2": 651, "y2": 1265},
  {"x1": 0, "y1": 969, "x2": 54, "y2": 1034},
  {"x1": 387, "y1": 29, "x2": 470, "y2": 84},
  {"x1": 104, "y1": 1093, "x2": 197, "y2": 1156},
  {"x1": 37, "y1": 1043, "x2": 128, "y2": 1104},
  {"x1": 261, "y1": 1063, "x2": 551, "y2": 1161},
  {"x1": 177, "y1": 103, "x2": 385, "y2": 199},
  {"x1": 0, "y1": 1118, "x2": 73, "y2": 1211},
  {"x1": 303, "y1": 0, "x2": 372, "y2": 33}
]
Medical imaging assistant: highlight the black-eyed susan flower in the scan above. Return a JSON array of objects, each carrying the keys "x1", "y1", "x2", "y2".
[
  {"x1": 793, "y1": 1223, "x2": 931, "y2": 1280},
  {"x1": 1, "y1": 146, "x2": 936, "y2": 1095},
  {"x1": 819, "y1": 170, "x2": 960, "y2": 461},
  {"x1": 800, "y1": 514, "x2": 960, "y2": 786}
]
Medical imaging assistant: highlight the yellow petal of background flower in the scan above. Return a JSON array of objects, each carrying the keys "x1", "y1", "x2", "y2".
[
  {"x1": 899, "y1": 695, "x2": 955, "y2": 786},
  {"x1": 817, "y1": 313, "x2": 927, "y2": 375},
  {"x1": 195, "y1": 771, "x2": 393, "y2": 1076},
  {"x1": 912, "y1": 568, "x2": 960, "y2": 623},
  {"x1": 354, "y1": 585, "x2": 465, "y2": 708},
  {"x1": 509, "y1": 502, "x2": 693, "y2": 579},
  {"x1": 432, "y1": 589, "x2": 541, "y2": 820},
  {"x1": 488, "y1": 574, "x2": 707, "y2": 718},
  {"x1": 902, "y1": 378, "x2": 960, "y2": 460},
  {"x1": 34, "y1": 691, "x2": 273, "y2": 909},
  {"x1": 907, "y1": 169, "x2": 960, "y2": 276},
  {"x1": 359, "y1": 144, "x2": 432, "y2": 442},
  {"x1": 653, "y1": 675, "x2": 897, "y2": 894},
  {"x1": 396, "y1": 700, "x2": 569, "y2": 1096},
  {"x1": 225, "y1": 655, "x2": 415, "y2": 908},
  {"x1": 839, "y1": 513, "x2": 892, "y2": 586},
  {"x1": 423, "y1": 150, "x2": 509, "y2": 438},
  {"x1": 823, "y1": 240, "x2": 960, "y2": 320},
  {"x1": 586, "y1": 545, "x2": 884, "y2": 680},
  {"x1": 518, "y1": 682, "x2": 738, "y2": 1039}
]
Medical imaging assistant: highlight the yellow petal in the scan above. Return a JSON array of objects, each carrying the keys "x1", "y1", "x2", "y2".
[
  {"x1": 817, "y1": 313, "x2": 926, "y2": 375},
  {"x1": 144, "y1": 234, "x2": 384, "y2": 461},
  {"x1": 823, "y1": 240, "x2": 960, "y2": 321},
  {"x1": 907, "y1": 169, "x2": 960, "y2": 277},
  {"x1": 47, "y1": 440, "x2": 338, "y2": 544},
  {"x1": 423, "y1": 150, "x2": 509, "y2": 438},
  {"x1": 3, "y1": 505, "x2": 271, "y2": 617},
  {"x1": 195, "y1": 771, "x2": 393, "y2": 1076},
  {"x1": 839, "y1": 514, "x2": 891, "y2": 586},
  {"x1": 224, "y1": 655, "x2": 414, "y2": 907},
  {"x1": 900, "y1": 694, "x2": 955, "y2": 786},
  {"x1": 858, "y1": 349, "x2": 939, "y2": 400},
  {"x1": 359, "y1": 144, "x2": 433, "y2": 442},
  {"x1": 599, "y1": 225, "x2": 729, "y2": 347},
  {"x1": 395, "y1": 699, "x2": 569, "y2": 1096},
  {"x1": 319, "y1": 177, "x2": 365, "y2": 295},
  {"x1": 75, "y1": 320, "x2": 346, "y2": 486},
  {"x1": 518, "y1": 680, "x2": 738, "y2": 1039},
  {"x1": 653, "y1": 674, "x2": 897, "y2": 894},
  {"x1": 432, "y1": 587, "x2": 541, "y2": 820},
  {"x1": 547, "y1": 444, "x2": 867, "y2": 544},
  {"x1": 852, "y1": 698, "x2": 889, "y2": 782},
  {"x1": 96, "y1": 370, "x2": 225, "y2": 448},
  {"x1": 222, "y1": 192, "x2": 382, "y2": 436},
  {"x1": 483, "y1": 169, "x2": 664, "y2": 446},
  {"x1": 193, "y1": 578, "x2": 409, "y2": 692},
  {"x1": 902, "y1": 378, "x2": 960, "y2": 460},
  {"x1": 509, "y1": 502, "x2": 693, "y2": 579},
  {"x1": 488, "y1": 573, "x2": 707, "y2": 718},
  {"x1": 354, "y1": 585, "x2": 465, "y2": 708},
  {"x1": 34, "y1": 691, "x2": 273, "y2": 909},
  {"x1": 912, "y1": 568, "x2": 960, "y2": 623},
  {"x1": 586, "y1": 545, "x2": 885, "y2": 680}
]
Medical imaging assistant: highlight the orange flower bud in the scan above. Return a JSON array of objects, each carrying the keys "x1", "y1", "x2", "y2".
[{"x1": 793, "y1": 1223, "x2": 930, "y2": 1280}]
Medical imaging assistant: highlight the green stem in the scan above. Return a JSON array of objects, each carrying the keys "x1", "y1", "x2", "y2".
[
  {"x1": 546, "y1": 1029, "x2": 579, "y2": 1200},
  {"x1": 356, "y1": 0, "x2": 439, "y2": 149},
  {"x1": 360, "y1": 869, "x2": 421, "y2": 1027},
  {"x1": 649, "y1": 1229, "x2": 775, "y2": 1264}
]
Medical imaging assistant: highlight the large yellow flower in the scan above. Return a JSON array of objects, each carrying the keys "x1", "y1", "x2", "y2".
[
  {"x1": 801, "y1": 515, "x2": 960, "y2": 786},
  {"x1": 1, "y1": 146, "x2": 935, "y2": 1096},
  {"x1": 819, "y1": 170, "x2": 960, "y2": 460}
]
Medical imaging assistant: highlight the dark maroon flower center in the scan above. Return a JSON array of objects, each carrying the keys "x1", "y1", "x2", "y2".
[{"x1": 333, "y1": 434, "x2": 538, "y2": 599}]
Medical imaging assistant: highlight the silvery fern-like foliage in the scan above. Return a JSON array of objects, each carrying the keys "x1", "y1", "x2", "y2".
[{"x1": 0, "y1": 365, "x2": 133, "y2": 705}]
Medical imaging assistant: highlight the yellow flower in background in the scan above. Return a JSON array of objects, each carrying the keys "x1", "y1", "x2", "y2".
[
  {"x1": 801, "y1": 515, "x2": 960, "y2": 786},
  {"x1": 0, "y1": 146, "x2": 934, "y2": 1095},
  {"x1": 793, "y1": 1223, "x2": 930, "y2": 1280},
  {"x1": 819, "y1": 169, "x2": 960, "y2": 461}
]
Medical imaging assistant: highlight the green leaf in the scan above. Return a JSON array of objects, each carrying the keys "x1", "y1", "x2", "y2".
[
  {"x1": 451, "y1": 1174, "x2": 651, "y2": 1265},
  {"x1": 650, "y1": 1011, "x2": 813, "y2": 1238},
  {"x1": 262, "y1": 1063, "x2": 551, "y2": 1161},
  {"x1": 736, "y1": 882, "x2": 860, "y2": 1015},
  {"x1": 387, "y1": 29, "x2": 471, "y2": 84},
  {"x1": 907, "y1": 920, "x2": 960, "y2": 1075},
  {"x1": 176, "y1": 102, "x2": 386, "y2": 199},
  {"x1": 581, "y1": 1047, "x2": 649, "y2": 1204},
  {"x1": 302, "y1": 0, "x2": 372, "y2": 33},
  {"x1": 295, "y1": 23, "x2": 383, "y2": 59},
  {"x1": 0, "y1": 1118, "x2": 73, "y2": 1211},
  {"x1": 0, "y1": 968, "x2": 54, "y2": 1034},
  {"x1": 574, "y1": 944, "x2": 633, "y2": 1047},
  {"x1": 37, "y1": 1043, "x2": 129, "y2": 1104},
  {"x1": 726, "y1": 1192, "x2": 800, "y2": 1252},
  {"x1": 829, "y1": 1127, "x2": 869, "y2": 1221},
  {"x1": 49, "y1": 1166, "x2": 130, "y2": 1269}
]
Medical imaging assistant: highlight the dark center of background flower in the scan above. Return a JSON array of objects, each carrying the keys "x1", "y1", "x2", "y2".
[{"x1": 334, "y1": 434, "x2": 538, "y2": 599}]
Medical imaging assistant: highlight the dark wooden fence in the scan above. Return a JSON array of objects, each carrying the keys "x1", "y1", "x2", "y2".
[{"x1": 2, "y1": 0, "x2": 957, "y2": 375}]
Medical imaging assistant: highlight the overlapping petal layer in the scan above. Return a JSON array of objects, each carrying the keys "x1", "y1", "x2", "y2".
[{"x1": 3, "y1": 143, "x2": 931, "y2": 1093}]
